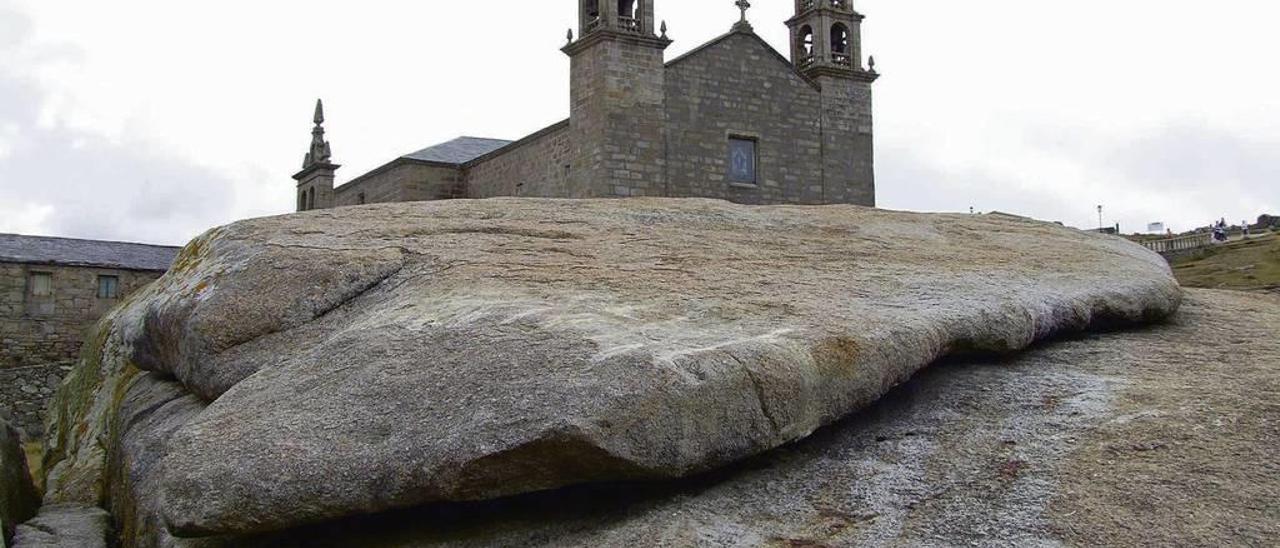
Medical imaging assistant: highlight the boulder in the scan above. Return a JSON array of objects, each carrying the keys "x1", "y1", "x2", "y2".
[
  {"x1": 1, "y1": 420, "x2": 39, "y2": 546},
  {"x1": 11, "y1": 505, "x2": 111, "y2": 548},
  {"x1": 40, "y1": 199, "x2": 1182, "y2": 541}
]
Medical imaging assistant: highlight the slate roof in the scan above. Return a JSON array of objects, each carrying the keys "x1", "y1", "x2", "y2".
[
  {"x1": 402, "y1": 137, "x2": 513, "y2": 165},
  {"x1": 0, "y1": 233, "x2": 181, "y2": 272}
]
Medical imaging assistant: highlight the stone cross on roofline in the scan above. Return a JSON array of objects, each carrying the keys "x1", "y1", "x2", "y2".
[{"x1": 733, "y1": 0, "x2": 753, "y2": 31}]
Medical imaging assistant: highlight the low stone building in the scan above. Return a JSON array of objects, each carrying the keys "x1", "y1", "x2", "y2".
[
  {"x1": 294, "y1": 0, "x2": 880, "y2": 211},
  {"x1": 0, "y1": 233, "x2": 178, "y2": 436}
]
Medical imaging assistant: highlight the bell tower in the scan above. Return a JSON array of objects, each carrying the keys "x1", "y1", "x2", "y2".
[
  {"x1": 787, "y1": 0, "x2": 878, "y2": 206},
  {"x1": 293, "y1": 99, "x2": 340, "y2": 211},
  {"x1": 563, "y1": 0, "x2": 671, "y2": 198},
  {"x1": 786, "y1": 0, "x2": 874, "y2": 79}
]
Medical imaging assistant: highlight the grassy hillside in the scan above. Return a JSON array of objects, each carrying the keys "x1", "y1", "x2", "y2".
[{"x1": 1171, "y1": 233, "x2": 1280, "y2": 290}]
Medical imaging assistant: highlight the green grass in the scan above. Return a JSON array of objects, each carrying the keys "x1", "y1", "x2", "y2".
[{"x1": 1172, "y1": 234, "x2": 1280, "y2": 290}]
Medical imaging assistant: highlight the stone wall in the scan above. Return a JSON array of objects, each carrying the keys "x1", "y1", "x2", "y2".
[
  {"x1": 334, "y1": 162, "x2": 463, "y2": 206},
  {"x1": 567, "y1": 34, "x2": 670, "y2": 199},
  {"x1": 1, "y1": 262, "x2": 161, "y2": 369},
  {"x1": 664, "y1": 31, "x2": 828, "y2": 205},
  {"x1": 295, "y1": 168, "x2": 336, "y2": 211},
  {"x1": 816, "y1": 75, "x2": 876, "y2": 206},
  {"x1": 465, "y1": 122, "x2": 572, "y2": 198},
  {"x1": 0, "y1": 361, "x2": 72, "y2": 438}
]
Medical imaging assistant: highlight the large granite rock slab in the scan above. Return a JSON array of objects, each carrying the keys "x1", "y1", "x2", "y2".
[
  {"x1": 41, "y1": 199, "x2": 1182, "y2": 540},
  {"x1": 209, "y1": 289, "x2": 1280, "y2": 547},
  {"x1": 1, "y1": 420, "x2": 39, "y2": 546}
]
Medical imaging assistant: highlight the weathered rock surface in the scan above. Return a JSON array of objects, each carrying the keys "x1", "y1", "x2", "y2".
[
  {"x1": 55, "y1": 289, "x2": 1275, "y2": 548},
  {"x1": 229, "y1": 289, "x2": 1280, "y2": 547},
  {"x1": 1, "y1": 420, "x2": 39, "y2": 545},
  {"x1": 12, "y1": 505, "x2": 111, "y2": 548},
  {"x1": 40, "y1": 199, "x2": 1183, "y2": 542}
]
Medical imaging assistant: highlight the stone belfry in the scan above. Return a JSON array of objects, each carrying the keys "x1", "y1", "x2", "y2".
[
  {"x1": 786, "y1": 0, "x2": 878, "y2": 205},
  {"x1": 293, "y1": 99, "x2": 340, "y2": 211},
  {"x1": 562, "y1": 0, "x2": 671, "y2": 198}
]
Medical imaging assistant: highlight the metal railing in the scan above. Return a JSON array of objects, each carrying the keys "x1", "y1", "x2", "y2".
[{"x1": 1140, "y1": 233, "x2": 1213, "y2": 254}]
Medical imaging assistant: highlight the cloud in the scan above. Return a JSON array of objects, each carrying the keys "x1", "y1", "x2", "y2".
[
  {"x1": 0, "y1": 1, "x2": 30, "y2": 50},
  {"x1": 0, "y1": 79, "x2": 238, "y2": 244},
  {"x1": 1104, "y1": 126, "x2": 1279, "y2": 194},
  {"x1": 879, "y1": 120, "x2": 1280, "y2": 233},
  {"x1": 877, "y1": 145, "x2": 1077, "y2": 220},
  {"x1": 0, "y1": 0, "x2": 1276, "y2": 243},
  {"x1": 0, "y1": 1, "x2": 240, "y2": 245}
]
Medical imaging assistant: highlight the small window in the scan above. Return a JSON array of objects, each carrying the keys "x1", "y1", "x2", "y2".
[
  {"x1": 96, "y1": 275, "x2": 120, "y2": 299},
  {"x1": 728, "y1": 137, "x2": 758, "y2": 185},
  {"x1": 29, "y1": 272, "x2": 52, "y2": 297},
  {"x1": 357, "y1": 192, "x2": 367, "y2": 205}
]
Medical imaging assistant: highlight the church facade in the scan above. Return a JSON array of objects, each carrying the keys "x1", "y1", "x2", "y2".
[{"x1": 294, "y1": 0, "x2": 878, "y2": 211}]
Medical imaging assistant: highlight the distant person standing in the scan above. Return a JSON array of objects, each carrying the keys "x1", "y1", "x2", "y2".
[{"x1": 1243, "y1": 221, "x2": 1251, "y2": 238}]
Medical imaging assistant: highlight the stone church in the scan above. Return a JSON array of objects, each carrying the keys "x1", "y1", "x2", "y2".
[{"x1": 294, "y1": 0, "x2": 878, "y2": 211}]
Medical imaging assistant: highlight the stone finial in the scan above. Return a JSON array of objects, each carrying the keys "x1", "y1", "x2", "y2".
[
  {"x1": 567, "y1": 28, "x2": 574, "y2": 44},
  {"x1": 735, "y1": 0, "x2": 752, "y2": 23},
  {"x1": 303, "y1": 98, "x2": 333, "y2": 170},
  {"x1": 660, "y1": 21, "x2": 668, "y2": 39},
  {"x1": 868, "y1": 55, "x2": 877, "y2": 73}
]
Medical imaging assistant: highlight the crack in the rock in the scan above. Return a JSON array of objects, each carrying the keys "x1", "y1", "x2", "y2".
[
  {"x1": 403, "y1": 227, "x2": 585, "y2": 241},
  {"x1": 725, "y1": 348, "x2": 783, "y2": 435},
  {"x1": 261, "y1": 244, "x2": 415, "y2": 254},
  {"x1": 155, "y1": 260, "x2": 412, "y2": 403},
  {"x1": 307, "y1": 262, "x2": 407, "y2": 323},
  {"x1": 207, "y1": 260, "x2": 407, "y2": 363}
]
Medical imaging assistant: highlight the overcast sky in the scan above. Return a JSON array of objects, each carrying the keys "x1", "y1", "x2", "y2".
[{"x1": 1, "y1": 0, "x2": 1277, "y2": 245}]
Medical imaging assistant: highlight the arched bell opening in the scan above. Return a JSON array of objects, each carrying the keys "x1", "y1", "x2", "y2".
[
  {"x1": 797, "y1": 25, "x2": 815, "y2": 67},
  {"x1": 617, "y1": 0, "x2": 642, "y2": 33},
  {"x1": 830, "y1": 23, "x2": 851, "y2": 66}
]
